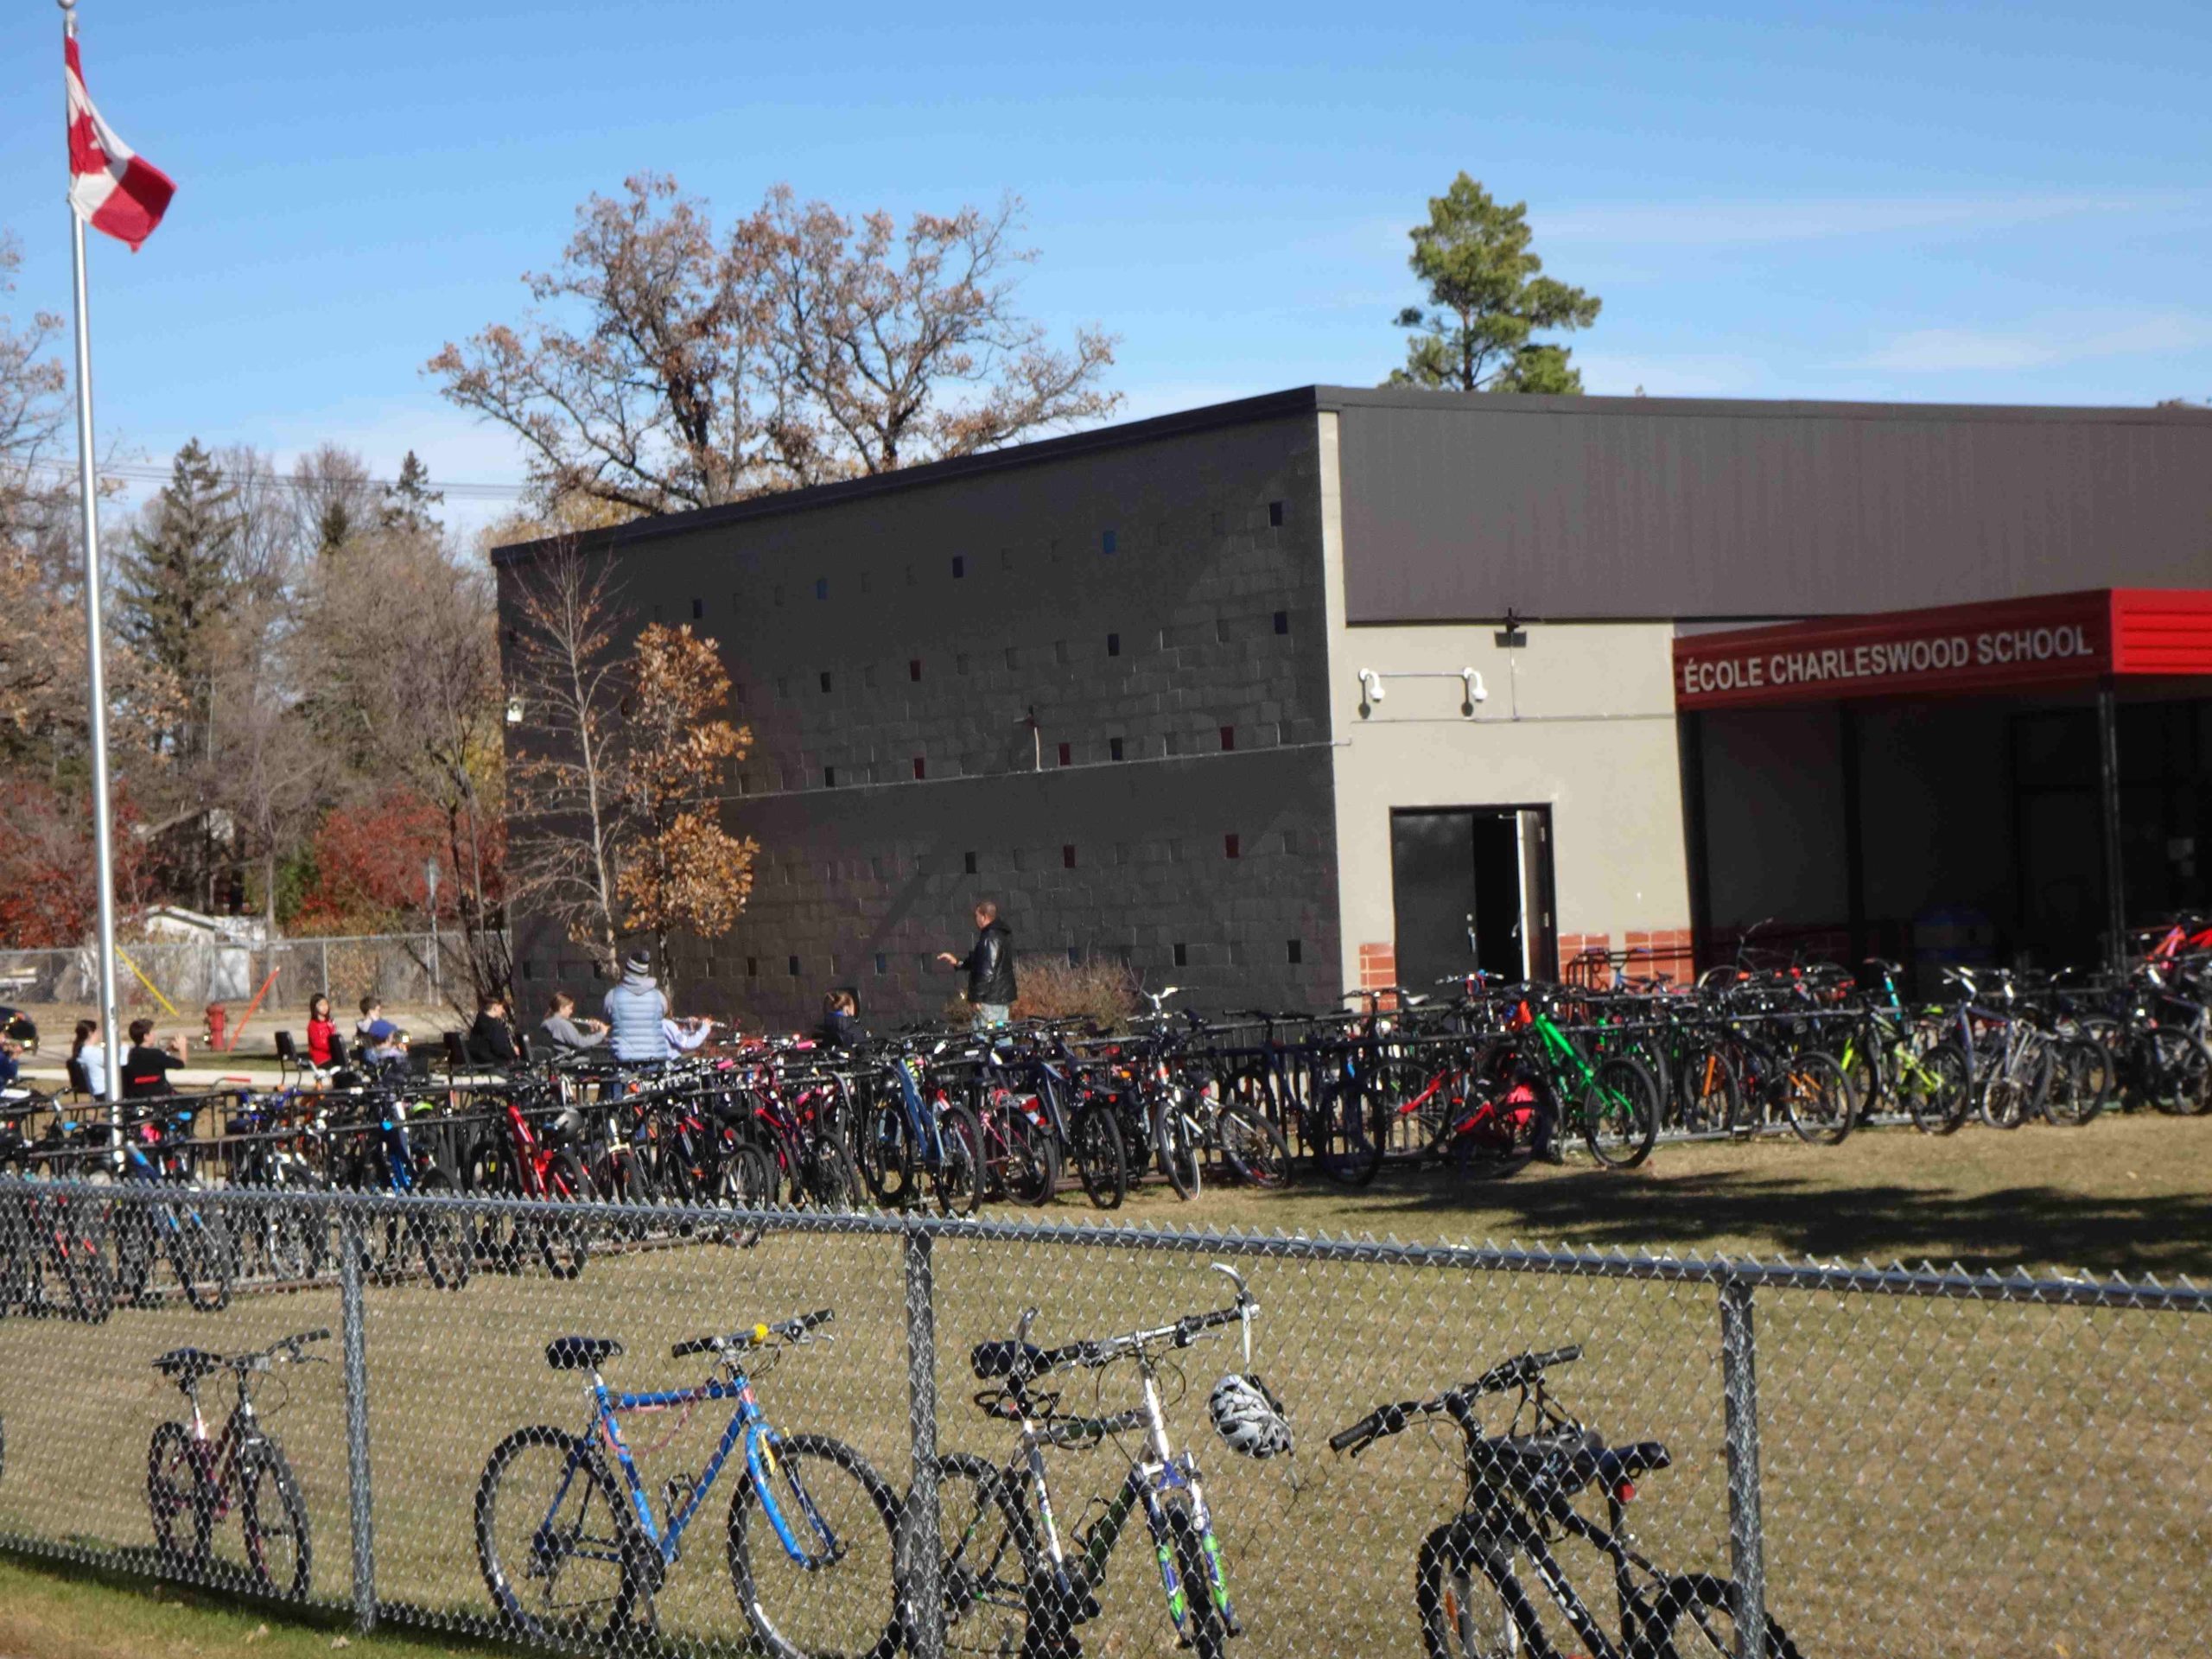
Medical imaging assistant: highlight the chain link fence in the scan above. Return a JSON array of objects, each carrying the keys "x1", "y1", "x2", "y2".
[
  {"x1": 0, "y1": 1182, "x2": 2206, "y2": 1658},
  {"x1": 0, "y1": 931, "x2": 485, "y2": 1020}
]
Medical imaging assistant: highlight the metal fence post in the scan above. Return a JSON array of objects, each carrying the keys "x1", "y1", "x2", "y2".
[
  {"x1": 904, "y1": 1225, "x2": 944, "y2": 1659},
  {"x1": 1718, "y1": 1275, "x2": 1765, "y2": 1658},
  {"x1": 338, "y1": 1205, "x2": 378, "y2": 1632}
]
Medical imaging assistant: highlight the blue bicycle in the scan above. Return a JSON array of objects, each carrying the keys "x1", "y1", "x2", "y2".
[{"x1": 474, "y1": 1310, "x2": 901, "y2": 1656}]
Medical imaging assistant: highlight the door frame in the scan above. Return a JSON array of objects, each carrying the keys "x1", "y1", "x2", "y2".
[{"x1": 1386, "y1": 803, "x2": 1559, "y2": 985}]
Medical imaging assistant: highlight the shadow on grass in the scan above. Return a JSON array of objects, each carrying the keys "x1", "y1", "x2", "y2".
[{"x1": 1342, "y1": 1164, "x2": 2212, "y2": 1279}]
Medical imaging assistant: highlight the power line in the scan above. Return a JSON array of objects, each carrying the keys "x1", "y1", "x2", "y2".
[{"x1": 18, "y1": 456, "x2": 529, "y2": 501}]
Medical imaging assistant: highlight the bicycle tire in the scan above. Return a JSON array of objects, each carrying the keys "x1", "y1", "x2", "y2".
[
  {"x1": 535, "y1": 1150, "x2": 594, "y2": 1280},
  {"x1": 148, "y1": 1420, "x2": 213, "y2": 1567},
  {"x1": 410, "y1": 1169, "x2": 472, "y2": 1290},
  {"x1": 1311, "y1": 1065, "x2": 1386, "y2": 1186},
  {"x1": 1675, "y1": 1041, "x2": 1742, "y2": 1137},
  {"x1": 53, "y1": 1202, "x2": 117, "y2": 1323},
  {"x1": 899, "y1": 1452, "x2": 1037, "y2": 1657},
  {"x1": 1154, "y1": 1089, "x2": 1202, "y2": 1201},
  {"x1": 858, "y1": 1096, "x2": 918, "y2": 1208},
  {"x1": 240, "y1": 1441, "x2": 313, "y2": 1601},
  {"x1": 1163, "y1": 1496, "x2": 1228, "y2": 1659},
  {"x1": 726, "y1": 1432, "x2": 902, "y2": 1659},
  {"x1": 1414, "y1": 1521, "x2": 1529, "y2": 1659},
  {"x1": 1068, "y1": 1100, "x2": 1128, "y2": 1210},
  {"x1": 1650, "y1": 1572, "x2": 1803, "y2": 1658},
  {"x1": 1780, "y1": 1049, "x2": 1855, "y2": 1146},
  {"x1": 462, "y1": 1137, "x2": 525, "y2": 1271},
  {"x1": 1904, "y1": 1040, "x2": 1971, "y2": 1135},
  {"x1": 1581, "y1": 1055, "x2": 1660, "y2": 1167},
  {"x1": 475, "y1": 1425, "x2": 646, "y2": 1644},
  {"x1": 1217, "y1": 1100, "x2": 1293, "y2": 1189},
  {"x1": 931, "y1": 1104, "x2": 984, "y2": 1217},
  {"x1": 2044, "y1": 1039, "x2": 2107, "y2": 1127},
  {"x1": 2148, "y1": 1032, "x2": 2212, "y2": 1116}
]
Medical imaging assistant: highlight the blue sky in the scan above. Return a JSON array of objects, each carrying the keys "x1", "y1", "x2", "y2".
[{"x1": 4, "y1": 0, "x2": 2208, "y2": 535}]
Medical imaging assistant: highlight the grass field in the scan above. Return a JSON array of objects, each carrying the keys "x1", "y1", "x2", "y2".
[{"x1": 3, "y1": 1114, "x2": 2209, "y2": 1659}]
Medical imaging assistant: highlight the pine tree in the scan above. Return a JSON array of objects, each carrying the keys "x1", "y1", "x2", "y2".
[
  {"x1": 380, "y1": 449, "x2": 445, "y2": 535},
  {"x1": 118, "y1": 439, "x2": 241, "y2": 760}
]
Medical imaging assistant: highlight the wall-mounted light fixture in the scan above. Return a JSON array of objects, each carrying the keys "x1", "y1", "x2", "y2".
[{"x1": 1356, "y1": 668, "x2": 1489, "y2": 718}]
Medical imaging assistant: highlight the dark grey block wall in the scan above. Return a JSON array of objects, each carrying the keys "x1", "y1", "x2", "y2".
[{"x1": 501, "y1": 410, "x2": 1343, "y2": 1029}]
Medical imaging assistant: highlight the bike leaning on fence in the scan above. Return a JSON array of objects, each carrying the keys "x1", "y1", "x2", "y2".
[
  {"x1": 146, "y1": 1327, "x2": 328, "y2": 1600},
  {"x1": 1330, "y1": 1344, "x2": 1802, "y2": 1659},
  {"x1": 906, "y1": 1263, "x2": 1272, "y2": 1659},
  {"x1": 474, "y1": 1310, "x2": 901, "y2": 1656}
]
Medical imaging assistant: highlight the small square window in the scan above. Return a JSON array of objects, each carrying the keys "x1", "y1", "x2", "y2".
[
  {"x1": 1062, "y1": 844, "x2": 1077, "y2": 869},
  {"x1": 823, "y1": 766, "x2": 837, "y2": 787},
  {"x1": 1210, "y1": 510, "x2": 1224, "y2": 536},
  {"x1": 820, "y1": 671, "x2": 833, "y2": 694},
  {"x1": 1219, "y1": 725, "x2": 1236, "y2": 752},
  {"x1": 1066, "y1": 945, "x2": 1082, "y2": 967},
  {"x1": 1106, "y1": 632, "x2": 1121, "y2": 658},
  {"x1": 523, "y1": 960, "x2": 537, "y2": 980},
  {"x1": 874, "y1": 953, "x2": 888, "y2": 976},
  {"x1": 1103, "y1": 529, "x2": 1117, "y2": 556},
  {"x1": 1215, "y1": 617, "x2": 1231, "y2": 645},
  {"x1": 906, "y1": 564, "x2": 916, "y2": 586},
  {"x1": 1287, "y1": 939, "x2": 1302, "y2": 965},
  {"x1": 910, "y1": 658, "x2": 923, "y2": 682},
  {"x1": 1057, "y1": 741, "x2": 1072, "y2": 767},
  {"x1": 863, "y1": 664, "x2": 877, "y2": 689},
  {"x1": 963, "y1": 851, "x2": 978, "y2": 875},
  {"x1": 1224, "y1": 834, "x2": 1240, "y2": 860},
  {"x1": 776, "y1": 676, "x2": 791, "y2": 700},
  {"x1": 788, "y1": 956, "x2": 801, "y2": 977},
  {"x1": 1001, "y1": 548, "x2": 1014, "y2": 570},
  {"x1": 1173, "y1": 942, "x2": 1189, "y2": 968},
  {"x1": 747, "y1": 957, "x2": 759, "y2": 977},
  {"x1": 957, "y1": 653, "x2": 970, "y2": 676},
  {"x1": 1054, "y1": 639, "x2": 1071, "y2": 666},
  {"x1": 737, "y1": 775, "x2": 751, "y2": 796},
  {"x1": 650, "y1": 602, "x2": 665, "y2": 622},
  {"x1": 861, "y1": 570, "x2": 873, "y2": 594},
  {"x1": 815, "y1": 576, "x2": 829, "y2": 601},
  {"x1": 1268, "y1": 499, "x2": 1285, "y2": 527},
  {"x1": 951, "y1": 555, "x2": 966, "y2": 579},
  {"x1": 690, "y1": 597, "x2": 704, "y2": 620},
  {"x1": 1109, "y1": 736, "x2": 1125, "y2": 761},
  {"x1": 772, "y1": 584, "x2": 785, "y2": 608},
  {"x1": 912, "y1": 756, "x2": 926, "y2": 780},
  {"x1": 732, "y1": 589, "x2": 743, "y2": 613},
  {"x1": 1005, "y1": 645, "x2": 1020, "y2": 671},
  {"x1": 1273, "y1": 609, "x2": 1289, "y2": 636}
]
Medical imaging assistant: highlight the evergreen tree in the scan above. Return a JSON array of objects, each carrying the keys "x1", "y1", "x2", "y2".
[
  {"x1": 1389, "y1": 175, "x2": 1601, "y2": 394},
  {"x1": 380, "y1": 448, "x2": 445, "y2": 535},
  {"x1": 118, "y1": 439, "x2": 241, "y2": 760}
]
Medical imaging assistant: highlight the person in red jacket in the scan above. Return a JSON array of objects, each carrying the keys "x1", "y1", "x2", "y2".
[{"x1": 305, "y1": 994, "x2": 338, "y2": 1070}]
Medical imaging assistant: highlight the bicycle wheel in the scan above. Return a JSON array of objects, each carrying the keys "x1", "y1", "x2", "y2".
[
  {"x1": 51, "y1": 1201, "x2": 117, "y2": 1322},
  {"x1": 167, "y1": 1203, "x2": 234, "y2": 1313},
  {"x1": 1651, "y1": 1573, "x2": 1803, "y2": 1658},
  {"x1": 1311, "y1": 1066, "x2": 1386, "y2": 1187},
  {"x1": 534, "y1": 1149, "x2": 594, "y2": 1280},
  {"x1": 2149, "y1": 1032, "x2": 2212, "y2": 1116},
  {"x1": 1414, "y1": 1521, "x2": 1529, "y2": 1659},
  {"x1": 858, "y1": 1098, "x2": 918, "y2": 1208},
  {"x1": 1068, "y1": 1100, "x2": 1128, "y2": 1210},
  {"x1": 1580, "y1": 1055, "x2": 1660, "y2": 1167},
  {"x1": 1779, "y1": 1050, "x2": 1855, "y2": 1146},
  {"x1": 240, "y1": 1442, "x2": 313, "y2": 1601},
  {"x1": 930, "y1": 1104, "x2": 984, "y2": 1217},
  {"x1": 1904, "y1": 1040, "x2": 1971, "y2": 1135},
  {"x1": 1675, "y1": 1042, "x2": 1742, "y2": 1136},
  {"x1": 984, "y1": 1096, "x2": 1058, "y2": 1207},
  {"x1": 726, "y1": 1432, "x2": 902, "y2": 1659},
  {"x1": 1154, "y1": 1091, "x2": 1203, "y2": 1201},
  {"x1": 462, "y1": 1137, "x2": 525, "y2": 1271},
  {"x1": 899, "y1": 1453, "x2": 1037, "y2": 1657},
  {"x1": 148, "y1": 1420, "x2": 213, "y2": 1567},
  {"x1": 476, "y1": 1425, "x2": 645, "y2": 1643},
  {"x1": 409, "y1": 1169, "x2": 472, "y2": 1289},
  {"x1": 1162, "y1": 1496, "x2": 1228, "y2": 1659},
  {"x1": 1217, "y1": 1100, "x2": 1293, "y2": 1189}
]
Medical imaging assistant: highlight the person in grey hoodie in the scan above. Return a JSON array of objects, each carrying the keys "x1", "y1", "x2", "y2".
[
  {"x1": 603, "y1": 952, "x2": 671, "y2": 1063},
  {"x1": 540, "y1": 991, "x2": 607, "y2": 1054}
]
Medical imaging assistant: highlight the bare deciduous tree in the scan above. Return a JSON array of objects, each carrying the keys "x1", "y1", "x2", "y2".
[{"x1": 429, "y1": 175, "x2": 1119, "y2": 518}]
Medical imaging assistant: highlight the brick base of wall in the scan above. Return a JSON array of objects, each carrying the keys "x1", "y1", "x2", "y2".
[{"x1": 1559, "y1": 927, "x2": 1694, "y2": 988}]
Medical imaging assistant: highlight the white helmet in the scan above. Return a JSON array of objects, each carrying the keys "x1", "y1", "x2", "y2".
[{"x1": 1209, "y1": 1373, "x2": 1292, "y2": 1459}]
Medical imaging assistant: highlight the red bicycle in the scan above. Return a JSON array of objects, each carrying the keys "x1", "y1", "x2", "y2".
[{"x1": 464, "y1": 1094, "x2": 596, "y2": 1278}]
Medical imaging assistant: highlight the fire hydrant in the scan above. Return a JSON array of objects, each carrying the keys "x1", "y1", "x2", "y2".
[{"x1": 205, "y1": 1001, "x2": 228, "y2": 1052}]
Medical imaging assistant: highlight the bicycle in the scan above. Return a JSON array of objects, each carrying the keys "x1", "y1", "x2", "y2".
[
  {"x1": 1331, "y1": 1344, "x2": 1802, "y2": 1659},
  {"x1": 855, "y1": 1039, "x2": 983, "y2": 1216},
  {"x1": 475, "y1": 1310, "x2": 900, "y2": 1655},
  {"x1": 146, "y1": 1327, "x2": 328, "y2": 1600},
  {"x1": 906, "y1": 1263, "x2": 1262, "y2": 1659},
  {"x1": 113, "y1": 1103, "x2": 237, "y2": 1312},
  {"x1": 463, "y1": 1089, "x2": 596, "y2": 1278}
]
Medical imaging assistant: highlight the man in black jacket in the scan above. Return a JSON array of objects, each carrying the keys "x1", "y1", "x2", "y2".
[{"x1": 938, "y1": 900, "x2": 1016, "y2": 1029}]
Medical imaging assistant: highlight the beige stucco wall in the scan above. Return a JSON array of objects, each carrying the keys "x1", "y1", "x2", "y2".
[{"x1": 1316, "y1": 412, "x2": 1694, "y2": 995}]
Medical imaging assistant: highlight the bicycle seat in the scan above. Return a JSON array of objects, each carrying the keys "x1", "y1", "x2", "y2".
[
  {"x1": 1597, "y1": 1440, "x2": 1672, "y2": 1486},
  {"x1": 971, "y1": 1340, "x2": 1046, "y2": 1382},
  {"x1": 544, "y1": 1337, "x2": 623, "y2": 1371},
  {"x1": 153, "y1": 1347, "x2": 224, "y2": 1383}
]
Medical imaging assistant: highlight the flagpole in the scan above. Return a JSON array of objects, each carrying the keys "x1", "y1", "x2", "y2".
[{"x1": 61, "y1": 0, "x2": 126, "y2": 1160}]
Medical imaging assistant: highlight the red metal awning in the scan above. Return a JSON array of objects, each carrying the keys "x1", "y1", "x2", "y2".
[{"x1": 1674, "y1": 588, "x2": 2212, "y2": 710}]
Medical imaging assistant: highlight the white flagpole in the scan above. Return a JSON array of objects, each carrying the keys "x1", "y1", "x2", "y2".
[{"x1": 61, "y1": 0, "x2": 127, "y2": 1160}]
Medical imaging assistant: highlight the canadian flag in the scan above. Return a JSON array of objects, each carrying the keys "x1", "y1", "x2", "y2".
[{"x1": 65, "y1": 31, "x2": 175, "y2": 251}]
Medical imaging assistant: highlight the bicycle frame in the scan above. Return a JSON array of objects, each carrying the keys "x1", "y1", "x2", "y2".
[{"x1": 561, "y1": 1360, "x2": 844, "y2": 1571}]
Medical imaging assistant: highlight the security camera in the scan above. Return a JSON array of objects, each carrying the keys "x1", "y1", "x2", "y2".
[{"x1": 1359, "y1": 669, "x2": 1386, "y2": 703}]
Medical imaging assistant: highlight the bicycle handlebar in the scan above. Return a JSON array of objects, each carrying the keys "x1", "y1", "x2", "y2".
[
  {"x1": 671, "y1": 1307, "x2": 835, "y2": 1358},
  {"x1": 1328, "y1": 1344, "x2": 1583, "y2": 1456},
  {"x1": 239, "y1": 1328, "x2": 332, "y2": 1371}
]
